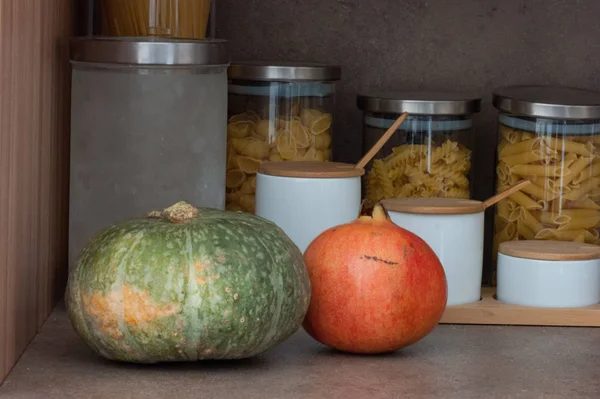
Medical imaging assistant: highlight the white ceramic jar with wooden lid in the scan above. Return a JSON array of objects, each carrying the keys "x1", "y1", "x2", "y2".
[
  {"x1": 497, "y1": 240, "x2": 600, "y2": 308},
  {"x1": 255, "y1": 161, "x2": 364, "y2": 253},
  {"x1": 380, "y1": 197, "x2": 485, "y2": 306}
]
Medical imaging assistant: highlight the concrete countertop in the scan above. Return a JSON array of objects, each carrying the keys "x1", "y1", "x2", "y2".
[{"x1": 1, "y1": 304, "x2": 599, "y2": 399}]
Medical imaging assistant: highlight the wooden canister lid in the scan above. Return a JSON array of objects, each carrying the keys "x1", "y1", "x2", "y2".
[
  {"x1": 499, "y1": 240, "x2": 600, "y2": 261},
  {"x1": 258, "y1": 161, "x2": 365, "y2": 178},
  {"x1": 380, "y1": 197, "x2": 484, "y2": 215}
]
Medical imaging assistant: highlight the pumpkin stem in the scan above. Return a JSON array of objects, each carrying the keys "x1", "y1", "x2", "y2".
[{"x1": 148, "y1": 201, "x2": 199, "y2": 224}]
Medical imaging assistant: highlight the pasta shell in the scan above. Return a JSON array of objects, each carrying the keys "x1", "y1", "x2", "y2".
[
  {"x1": 225, "y1": 169, "x2": 246, "y2": 189},
  {"x1": 315, "y1": 150, "x2": 328, "y2": 162},
  {"x1": 237, "y1": 156, "x2": 262, "y2": 174},
  {"x1": 302, "y1": 147, "x2": 318, "y2": 161},
  {"x1": 310, "y1": 113, "x2": 332, "y2": 135},
  {"x1": 314, "y1": 131, "x2": 332, "y2": 150},
  {"x1": 229, "y1": 113, "x2": 256, "y2": 124},
  {"x1": 230, "y1": 137, "x2": 270, "y2": 159},
  {"x1": 289, "y1": 120, "x2": 310, "y2": 148},
  {"x1": 292, "y1": 148, "x2": 308, "y2": 161},
  {"x1": 268, "y1": 149, "x2": 284, "y2": 162},
  {"x1": 277, "y1": 143, "x2": 296, "y2": 160},
  {"x1": 227, "y1": 121, "x2": 252, "y2": 139},
  {"x1": 299, "y1": 109, "x2": 321, "y2": 127},
  {"x1": 239, "y1": 176, "x2": 256, "y2": 194},
  {"x1": 239, "y1": 194, "x2": 256, "y2": 213},
  {"x1": 254, "y1": 119, "x2": 276, "y2": 141}
]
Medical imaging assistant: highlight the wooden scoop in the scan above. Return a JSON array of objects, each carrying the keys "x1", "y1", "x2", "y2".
[
  {"x1": 355, "y1": 112, "x2": 409, "y2": 170},
  {"x1": 483, "y1": 180, "x2": 531, "y2": 209}
]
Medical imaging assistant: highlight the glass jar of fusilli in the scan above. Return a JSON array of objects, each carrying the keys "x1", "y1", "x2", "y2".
[
  {"x1": 357, "y1": 91, "x2": 481, "y2": 209},
  {"x1": 492, "y1": 85, "x2": 600, "y2": 265},
  {"x1": 226, "y1": 62, "x2": 341, "y2": 214}
]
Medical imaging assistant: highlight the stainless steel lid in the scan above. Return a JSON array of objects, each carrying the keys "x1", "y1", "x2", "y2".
[
  {"x1": 493, "y1": 85, "x2": 600, "y2": 119},
  {"x1": 70, "y1": 37, "x2": 230, "y2": 66},
  {"x1": 356, "y1": 91, "x2": 482, "y2": 115},
  {"x1": 228, "y1": 61, "x2": 341, "y2": 82}
]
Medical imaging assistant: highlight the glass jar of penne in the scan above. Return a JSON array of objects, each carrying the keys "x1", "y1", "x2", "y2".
[
  {"x1": 357, "y1": 91, "x2": 482, "y2": 209},
  {"x1": 226, "y1": 61, "x2": 341, "y2": 213},
  {"x1": 492, "y1": 85, "x2": 600, "y2": 257}
]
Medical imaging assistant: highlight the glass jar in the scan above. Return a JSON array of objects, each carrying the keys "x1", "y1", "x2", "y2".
[
  {"x1": 226, "y1": 62, "x2": 342, "y2": 213},
  {"x1": 357, "y1": 92, "x2": 481, "y2": 209},
  {"x1": 98, "y1": 0, "x2": 211, "y2": 39},
  {"x1": 492, "y1": 85, "x2": 600, "y2": 259}
]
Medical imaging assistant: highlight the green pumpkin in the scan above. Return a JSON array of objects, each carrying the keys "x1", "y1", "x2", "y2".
[{"x1": 66, "y1": 201, "x2": 310, "y2": 363}]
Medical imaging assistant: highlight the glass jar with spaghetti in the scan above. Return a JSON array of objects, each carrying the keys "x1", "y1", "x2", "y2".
[
  {"x1": 98, "y1": 0, "x2": 212, "y2": 39},
  {"x1": 226, "y1": 61, "x2": 341, "y2": 213},
  {"x1": 492, "y1": 85, "x2": 600, "y2": 256},
  {"x1": 357, "y1": 91, "x2": 482, "y2": 209}
]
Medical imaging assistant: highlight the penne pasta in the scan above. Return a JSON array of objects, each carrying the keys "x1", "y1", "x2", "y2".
[
  {"x1": 509, "y1": 191, "x2": 543, "y2": 210},
  {"x1": 498, "y1": 138, "x2": 542, "y2": 158},
  {"x1": 557, "y1": 216, "x2": 600, "y2": 231},
  {"x1": 510, "y1": 164, "x2": 568, "y2": 177},
  {"x1": 521, "y1": 207, "x2": 544, "y2": 234},
  {"x1": 517, "y1": 220, "x2": 536, "y2": 240},
  {"x1": 542, "y1": 137, "x2": 594, "y2": 157},
  {"x1": 532, "y1": 211, "x2": 571, "y2": 225},
  {"x1": 560, "y1": 156, "x2": 593, "y2": 186},
  {"x1": 500, "y1": 150, "x2": 551, "y2": 167}
]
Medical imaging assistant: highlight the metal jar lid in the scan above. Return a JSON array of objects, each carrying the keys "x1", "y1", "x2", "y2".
[
  {"x1": 493, "y1": 85, "x2": 600, "y2": 120},
  {"x1": 70, "y1": 37, "x2": 230, "y2": 66},
  {"x1": 356, "y1": 91, "x2": 482, "y2": 115},
  {"x1": 228, "y1": 61, "x2": 342, "y2": 82}
]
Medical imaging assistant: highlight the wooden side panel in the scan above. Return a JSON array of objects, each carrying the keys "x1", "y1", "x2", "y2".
[{"x1": 0, "y1": 0, "x2": 72, "y2": 384}]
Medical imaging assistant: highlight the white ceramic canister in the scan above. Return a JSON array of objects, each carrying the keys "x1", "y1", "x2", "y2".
[
  {"x1": 497, "y1": 240, "x2": 600, "y2": 308},
  {"x1": 255, "y1": 161, "x2": 364, "y2": 253},
  {"x1": 380, "y1": 198, "x2": 485, "y2": 306}
]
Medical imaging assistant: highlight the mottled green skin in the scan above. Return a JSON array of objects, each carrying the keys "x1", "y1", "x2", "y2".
[{"x1": 65, "y1": 208, "x2": 311, "y2": 363}]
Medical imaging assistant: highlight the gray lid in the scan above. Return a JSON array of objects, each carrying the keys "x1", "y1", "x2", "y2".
[
  {"x1": 70, "y1": 37, "x2": 230, "y2": 66},
  {"x1": 357, "y1": 91, "x2": 482, "y2": 115},
  {"x1": 493, "y1": 85, "x2": 600, "y2": 120},
  {"x1": 228, "y1": 61, "x2": 341, "y2": 82}
]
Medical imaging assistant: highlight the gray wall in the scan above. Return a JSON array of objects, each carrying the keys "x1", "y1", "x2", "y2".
[{"x1": 217, "y1": 0, "x2": 600, "y2": 283}]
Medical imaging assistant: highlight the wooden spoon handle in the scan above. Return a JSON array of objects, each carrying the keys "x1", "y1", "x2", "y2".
[
  {"x1": 355, "y1": 112, "x2": 408, "y2": 170},
  {"x1": 483, "y1": 180, "x2": 531, "y2": 209}
]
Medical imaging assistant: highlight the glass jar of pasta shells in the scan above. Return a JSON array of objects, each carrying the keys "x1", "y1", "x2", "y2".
[
  {"x1": 357, "y1": 91, "x2": 482, "y2": 209},
  {"x1": 492, "y1": 85, "x2": 600, "y2": 256},
  {"x1": 226, "y1": 61, "x2": 341, "y2": 213}
]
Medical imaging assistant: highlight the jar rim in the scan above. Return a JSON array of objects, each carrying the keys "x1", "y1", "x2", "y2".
[
  {"x1": 356, "y1": 91, "x2": 482, "y2": 115},
  {"x1": 228, "y1": 61, "x2": 342, "y2": 82},
  {"x1": 493, "y1": 85, "x2": 600, "y2": 120},
  {"x1": 70, "y1": 36, "x2": 230, "y2": 66}
]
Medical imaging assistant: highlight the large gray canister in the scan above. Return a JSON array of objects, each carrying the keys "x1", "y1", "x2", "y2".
[{"x1": 68, "y1": 37, "x2": 229, "y2": 269}]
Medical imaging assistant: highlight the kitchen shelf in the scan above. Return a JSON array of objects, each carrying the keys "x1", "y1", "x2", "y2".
[{"x1": 439, "y1": 287, "x2": 600, "y2": 327}]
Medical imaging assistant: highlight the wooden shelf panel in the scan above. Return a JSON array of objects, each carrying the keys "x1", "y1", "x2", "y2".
[{"x1": 440, "y1": 287, "x2": 600, "y2": 327}]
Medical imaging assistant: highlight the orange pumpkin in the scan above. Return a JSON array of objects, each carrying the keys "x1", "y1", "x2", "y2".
[{"x1": 303, "y1": 204, "x2": 447, "y2": 354}]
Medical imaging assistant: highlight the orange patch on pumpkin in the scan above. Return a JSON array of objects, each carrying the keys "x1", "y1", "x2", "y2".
[
  {"x1": 122, "y1": 286, "x2": 179, "y2": 327},
  {"x1": 83, "y1": 291, "x2": 123, "y2": 339},
  {"x1": 81, "y1": 285, "x2": 179, "y2": 336}
]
